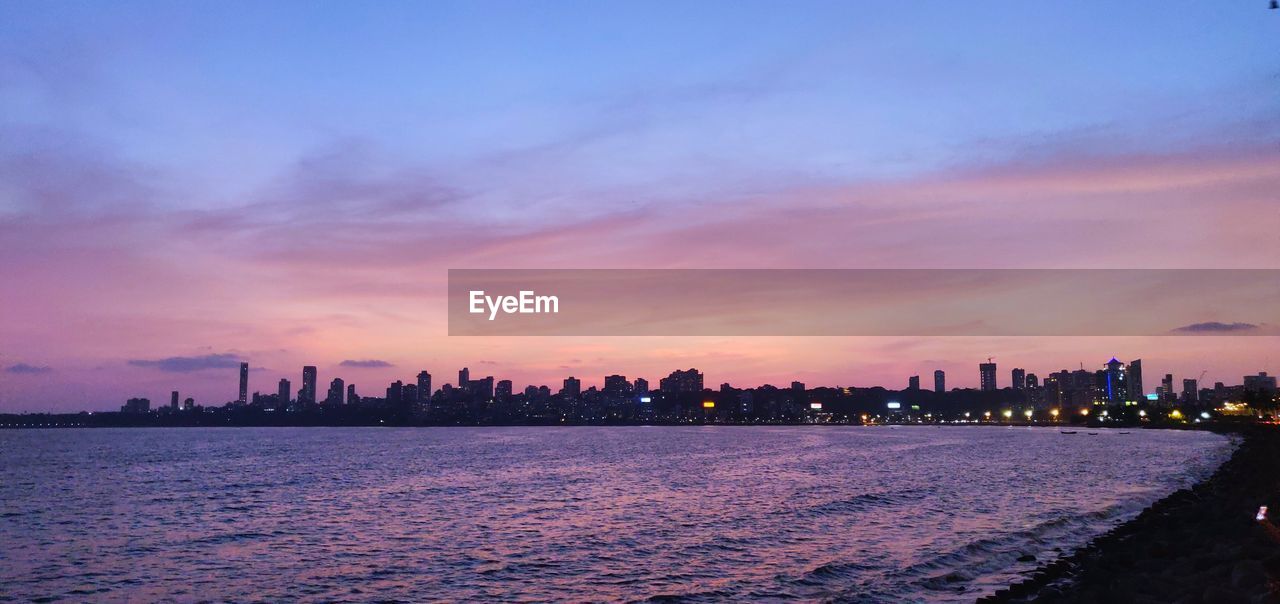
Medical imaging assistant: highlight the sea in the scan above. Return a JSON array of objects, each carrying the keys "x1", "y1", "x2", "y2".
[{"x1": 0, "y1": 425, "x2": 1232, "y2": 602}]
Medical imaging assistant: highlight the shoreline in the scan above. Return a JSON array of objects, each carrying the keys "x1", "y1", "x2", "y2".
[{"x1": 982, "y1": 425, "x2": 1280, "y2": 603}]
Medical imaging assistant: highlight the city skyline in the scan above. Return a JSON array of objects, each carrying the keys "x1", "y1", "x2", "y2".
[{"x1": 2, "y1": 2, "x2": 1278, "y2": 410}]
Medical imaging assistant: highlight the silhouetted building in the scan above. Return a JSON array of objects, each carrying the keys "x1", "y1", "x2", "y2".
[
  {"x1": 387, "y1": 380, "x2": 404, "y2": 406},
  {"x1": 495, "y1": 379, "x2": 513, "y2": 402},
  {"x1": 170, "y1": 391, "x2": 179, "y2": 411},
  {"x1": 1244, "y1": 372, "x2": 1277, "y2": 393},
  {"x1": 980, "y1": 362, "x2": 997, "y2": 391},
  {"x1": 563, "y1": 376, "x2": 581, "y2": 399},
  {"x1": 791, "y1": 381, "x2": 805, "y2": 393},
  {"x1": 1162, "y1": 374, "x2": 1175, "y2": 404},
  {"x1": 300, "y1": 366, "x2": 317, "y2": 405},
  {"x1": 662, "y1": 368, "x2": 704, "y2": 393},
  {"x1": 458, "y1": 368, "x2": 470, "y2": 391},
  {"x1": 1102, "y1": 358, "x2": 1127, "y2": 404},
  {"x1": 470, "y1": 376, "x2": 494, "y2": 401},
  {"x1": 634, "y1": 377, "x2": 649, "y2": 394},
  {"x1": 347, "y1": 383, "x2": 358, "y2": 406},
  {"x1": 122, "y1": 397, "x2": 150, "y2": 413},
  {"x1": 239, "y1": 362, "x2": 249, "y2": 405},
  {"x1": 934, "y1": 370, "x2": 945, "y2": 393},
  {"x1": 278, "y1": 378, "x2": 291, "y2": 409},
  {"x1": 182, "y1": 397, "x2": 194, "y2": 411},
  {"x1": 908, "y1": 375, "x2": 920, "y2": 390},
  {"x1": 1026, "y1": 372, "x2": 1039, "y2": 389},
  {"x1": 604, "y1": 375, "x2": 630, "y2": 396},
  {"x1": 326, "y1": 378, "x2": 345, "y2": 406},
  {"x1": 417, "y1": 371, "x2": 432, "y2": 404},
  {"x1": 1011, "y1": 368, "x2": 1026, "y2": 390},
  {"x1": 1127, "y1": 359, "x2": 1143, "y2": 401},
  {"x1": 1183, "y1": 378, "x2": 1198, "y2": 403}
]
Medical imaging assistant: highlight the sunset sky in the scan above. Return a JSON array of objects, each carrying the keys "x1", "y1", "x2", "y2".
[{"x1": 1, "y1": 1, "x2": 1278, "y2": 411}]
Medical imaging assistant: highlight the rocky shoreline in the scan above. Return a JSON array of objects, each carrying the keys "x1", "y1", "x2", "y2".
[{"x1": 981, "y1": 426, "x2": 1280, "y2": 603}]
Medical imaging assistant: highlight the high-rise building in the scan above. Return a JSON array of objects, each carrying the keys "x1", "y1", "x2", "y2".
[
  {"x1": 170, "y1": 391, "x2": 179, "y2": 411},
  {"x1": 495, "y1": 380, "x2": 513, "y2": 401},
  {"x1": 1182, "y1": 379, "x2": 1198, "y2": 402},
  {"x1": 238, "y1": 362, "x2": 249, "y2": 405},
  {"x1": 1103, "y1": 358, "x2": 1127, "y2": 404},
  {"x1": 1026, "y1": 373, "x2": 1039, "y2": 389},
  {"x1": 1011, "y1": 368, "x2": 1026, "y2": 390},
  {"x1": 417, "y1": 371, "x2": 432, "y2": 404},
  {"x1": 182, "y1": 397, "x2": 194, "y2": 411},
  {"x1": 346, "y1": 383, "x2": 358, "y2": 406},
  {"x1": 661, "y1": 368, "x2": 704, "y2": 393},
  {"x1": 387, "y1": 380, "x2": 404, "y2": 406},
  {"x1": 1162, "y1": 374, "x2": 1175, "y2": 404},
  {"x1": 470, "y1": 376, "x2": 495, "y2": 401},
  {"x1": 908, "y1": 375, "x2": 920, "y2": 390},
  {"x1": 791, "y1": 381, "x2": 806, "y2": 393},
  {"x1": 934, "y1": 370, "x2": 945, "y2": 393},
  {"x1": 979, "y1": 362, "x2": 997, "y2": 391},
  {"x1": 1244, "y1": 372, "x2": 1278, "y2": 393},
  {"x1": 604, "y1": 375, "x2": 630, "y2": 396},
  {"x1": 278, "y1": 378, "x2": 291, "y2": 409},
  {"x1": 122, "y1": 397, "x2": 150, "y2": 413},
  {"x1": 326, "y1": 378, "x2": 345, "y2": 406},
  {"x1": 458, "y1": 368, "x2": 470, "y2": 391},
  {"x1": 1127, "y1": 359, "x2": 1143, "y2": 401},
  {"x1": 563, "y1": 376, "x2": 581, "y2": 398},
  {"x1": 300, "y1": 366, "x2": 317, "y2": 405},
  {"x1": 634, "y1": 377, "x2": 649, "y2": 394}
]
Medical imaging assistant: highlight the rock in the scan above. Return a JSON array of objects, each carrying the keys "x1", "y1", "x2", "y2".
[{"x1": 1230, "y1": 560, "x2": 1268, "y2": 590}]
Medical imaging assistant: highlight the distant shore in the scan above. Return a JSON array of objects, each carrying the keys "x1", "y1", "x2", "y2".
[{"x1": 983, "y1": 425, "x2": 1280, "y2": 603}]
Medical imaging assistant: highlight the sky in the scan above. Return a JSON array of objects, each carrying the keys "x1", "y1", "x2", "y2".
[{"x1": 1, "y1": 1, "x2": 1278, "y2": 411}]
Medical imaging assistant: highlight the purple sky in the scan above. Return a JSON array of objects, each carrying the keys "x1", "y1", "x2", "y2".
[{"x1": 1, "y1": 1, "x2": 1278, "y2": 411}]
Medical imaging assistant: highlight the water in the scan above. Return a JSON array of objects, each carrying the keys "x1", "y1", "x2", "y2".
[{"x1": 0, "y1": 426, "x2": 1231, "y2": 602}]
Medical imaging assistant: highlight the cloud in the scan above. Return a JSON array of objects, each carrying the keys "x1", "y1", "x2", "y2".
[
  {"x1": 1172, "y1": 322, "x2": 1259, "y2": 333},
  {"x1": 5, "y1": 363, "x2": 52, "y2": 374},
  {"x1": 127, "y1": 353, "x2": 243, "y2": 372},
  {"x1": 339, "y1": 359, "x2": 394, "y2": 368}
]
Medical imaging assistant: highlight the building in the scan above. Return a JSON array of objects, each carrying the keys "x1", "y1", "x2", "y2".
[
  {"x1": 563, "y1": 376, "x2": 581, "y2": 399},
  {"x1": 1182, "y1": 378, "x2": 1198, "y2": 403},
  {"x1": 1102, "y1": 358, "x2": 1127, "y2": 404},
  {"x1": 603, "y1": 374, "x2": 630, "y2": 396},
  {"x1": 458, "y1": 368, "x2": 470, "y2": 391},
  {"x1": 979, "y1": 362, "x2": 997, "y2": 391},
  {"x1": 1162, "y1": 374, "x2": 1175, "y2": 404},
  {"x1": 417, "y1": 371, "x2": 432, "y2": 404},
  {"x1": 908, "y1": 375, "x2": 920, "y2": 390},
  {"x1": 1127, "y1": 359, "x2": 1143, "y2": 401},
  {"x1": 1011, "y1": 368, "x2": 1026, "y2": 390},
  {"x1": 170, "y1": 391, "x2": 180, "y2": 411},
  {"x1": 934, "y1": 370, "x2": 945, "y2": 393},
  {"x1": 386, "y1": 380, "x2": 404, "y2": 406},
  {"x1": 346, "y1": 383, "x2": 358, "y2": 406},
  {"x1": 278, "y1": 378, "x2": 291, "y2": 409},
  {"x1": 634, "y1": 377, "x2": 649, "y2": 394},
  {"x1": 470, "y1": 376, "x2": 495, "y2": 401},
  {"x1": 238, "y1": 362, "x2": 249, "y2": 405},
  {"x1": 1026, "y1": 373, "x2": 1039, "y2": 389},
  {"x1": 1244, "y1": 372, "x2": 1277, "y2": 393},
  {"x1": 300, "y1": 366, "x2": 317, "y2": 405},
  {"x1": 121, "y1": 397, "x2": 150, "y2": 413},
  {"x1": 326, "y1": 378, "x2": 345, "y2": 406},
  {"x1": 661, "y1": 369, "x2": 704, "y2": 393},
  {"x1": 495, "y1": 380, "x2": 513, "y2": 402}
]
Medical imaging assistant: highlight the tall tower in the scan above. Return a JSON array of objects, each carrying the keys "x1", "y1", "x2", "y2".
[
  {"x1": 458, "y1": 367, "x2": 470, "y2": 390},
  {"x1": 934, "y1": 370, "x2": 945, "y2": 393},
  {"x1": 417, "y1": 371, "x2": 432, "y2": 405},
  {"x1": 1011, "y1": 368, "x2": 1026, "y2": 390},
  {"x1": 908, "y1": 375, "x2": 920, "y2": 390},
  {"x1": 301, "y1": 366, "x2": 317, "y2": 405},
  {"x1": 980, "y1": 361, "x2": 997, "y2": 391},
  {"x1": 238, "y1": 362, "x2": 249, "y2": 405},
  {"x1": 278, "y1": 378, "x2": 291, "y2": 409},
  {"x1": 1127, "y1": 359, "x2": 1143, "y2": 402}
]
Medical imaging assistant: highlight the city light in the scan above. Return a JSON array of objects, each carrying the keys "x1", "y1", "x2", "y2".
[
  {"x1": 1023, "y1": 409, "x2": 1033, "y2": 419},
  {"x1": 887, "y1": 402, "x2": 901, "y2": 409},
  {"x1": 702, "y1": 401, "x2": 715, "y2": 409},
  {"x1": 1002, "y1": 410, "x2": 1013, "y2": 419},
  {"x1": 1170, "y1": 409, "x2": 1184, "y2": 420},
  {"x1": 1050, "y1": 409, "x2": 1060, "y2": 418}
]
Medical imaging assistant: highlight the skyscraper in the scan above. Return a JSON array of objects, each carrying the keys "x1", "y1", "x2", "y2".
[
  {"x1": 1103, "y1": 358, "x2": 1127, "y2": 404},
  {"x1": 1127, "y1": 359, "x2": 1143, "y2": 401},
  {"x1": 417, "y1": 371, "x2": 432, "y2": 405},
  {"x1": 278, "y1": 378, "x2": 290, "y2": 409},
  {"x1": 934, "y1": 370, "x2": 945, "y2": 393},
  {"x1": 563, "y1": 376, "x2": 581, "y2": 399},
  {"x1": 908, "y1": 375, "x2": 920, "y2": 390},
  {"x1": 1162, "y1": 373, "x2": 1175, "y2": 404},
  {"x1": 1025, "y1": 373, "x2": 1039, "y2": 389},
  {"x1": 458, "y1": 367, "x2": 470, "y2": 391},
  {"x1": 1182, "y1": 379, "x2": 1198, "y2": 402},
  {"x1": 1011, "y1": 368, "x2": 1026, "y2": 390},
  {"x1": 495, "y1": 380, "x2": 513, "y2": 402},
  {"x1": 660, "y1": 368, "x2": 704, "y2": 393},
  {"x1": 326, "y1": 378, "x2": 345, "y2": 406},
  {"x1": 346, "y1": 383, "x2": 358, "y2": 406},
  {"x1": 979, "y1": 362, "x2": 997, "y2": 391},
  {"x1": 170, "y1": 390, "x2": 179, "y2": 411},
  {"x1": 604, "y1": 375, "x2": 630, "y2": 396},
  {"x1": 238, "y1": 362, "x2": 249, "y2": 405},
  {"x1": 300, "y1": 366, "x2": 317, "y2": 405}
]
